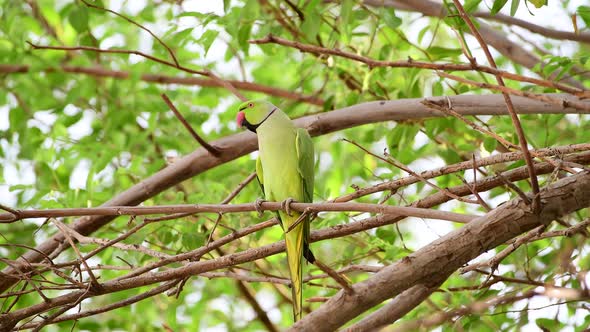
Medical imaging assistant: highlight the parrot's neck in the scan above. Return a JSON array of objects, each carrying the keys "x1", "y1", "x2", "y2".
[
  {"x1": 256, "y1": 110, "x2": 295, "y2": 136},
  {"x1": 256, "y1": 111, "x2": 297, "y2": 161}
]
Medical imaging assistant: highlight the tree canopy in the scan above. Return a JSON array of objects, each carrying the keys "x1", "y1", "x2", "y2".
[{"x1": 1, "y1": 0, "x2": 590, "y2": 331}]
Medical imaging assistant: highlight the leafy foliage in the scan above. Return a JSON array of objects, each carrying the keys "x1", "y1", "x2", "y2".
[{"x1": 0, "y1": 0, "x2": 589, "y2": 331}]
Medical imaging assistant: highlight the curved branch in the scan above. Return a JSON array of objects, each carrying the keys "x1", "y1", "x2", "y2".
[
  {"x1": 3, "y1": 157, "x2": 590, "y2": 328},
  {"x1": 250, "y1": 34, "x2": 581, "y2": 94},
  {"x1": 334, "y1": 143, "x2": 590, "y2": 202},
  {"x1": 363, "y1": 0, "x2": 586, "y2": 88},
  {"x1": 290, "y1": 171, "x2": 590, "y2": 331},
  {"x1": 1, "y1": 93, "x2": 588, "y2": 294},
  {"x1": 0, "y1": 64, "x2": 324, "y2": 106},
  {"x1": 474, "y1": 11, "x2": 590, "y2": 44},
  {"x1": 0, "y1": 202, "x2": 476, "y2": 224},
  {"x1": 343, "y1": 283, "x2": 442, "y2": 331}
]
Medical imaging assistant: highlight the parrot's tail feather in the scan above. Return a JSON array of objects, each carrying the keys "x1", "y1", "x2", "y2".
[
  {"x1": 304, "y1": 243, "x2": 315, "y2": 263},
  {"x1": 284, "y1": 213, "x2": 305, "y2": 322}
]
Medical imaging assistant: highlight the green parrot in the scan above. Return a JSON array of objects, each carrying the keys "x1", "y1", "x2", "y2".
[{"x1": 236, "y1": 100, "x2": 315, "y2": 321}]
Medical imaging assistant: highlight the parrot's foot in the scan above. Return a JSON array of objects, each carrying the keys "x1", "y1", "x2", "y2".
[
  {"x1": 281, "y1": 197, "x2": 296, "y2": 217},
  {"x1": 254, "y1": 198, "x2": 266, "y2": 217}
]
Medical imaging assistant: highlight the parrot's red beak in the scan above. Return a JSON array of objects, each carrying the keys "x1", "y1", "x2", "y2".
[{"x1": 236, "y1": 111, "x2": 246, "y2": 127}]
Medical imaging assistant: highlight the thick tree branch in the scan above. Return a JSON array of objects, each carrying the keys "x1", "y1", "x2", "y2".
[
  {"x1": 290, "y1": 171, "x2": 590, "y2": 331},
  {"x1": 1, "y1": 93, "x2": 588, "y2": 294},
  {"x1": 3, "y1": 162, "x2": 589, "y2": 328},
  {"x1": 343, "y1": 282, "x2": 442, "y2": 331}
]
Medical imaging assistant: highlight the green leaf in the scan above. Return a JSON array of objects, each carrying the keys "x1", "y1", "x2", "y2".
[
  {"x1": 528, "y1": 0, "x2": 547, "y2": 8},
  {"x1": 376, "y1": 228, "x2": 396, "y2": 244},
  {"x1": 168, "y1": 27, "x2": 194, "y2": 47},
  {"x1": 578, "y1": 6, "x2": 590, "y2": 27},
  {"x1": 510, "y1": 0, "x2": 520, "y2": 16},
  {"x1": 340, "y1": 0, "x2": 353, "y2": 42},
  {"x1": 483, "y1": 137, "x2": 497, "y2": 153},
  {"x1": 301, "y1": 11, "x2": 321, "y2": 39},
  {"x1": 464, "y1": 0, "x2": 482, "y2": 13},
  {"x1": 491, "y1": 0, "x2": 509, "y2": 15},
  {"x1": 68, "y1": 6, "x2": 89, "y2": 33},
  {"x1": 237, "y1": 23, "x2": 252, "y2": 54},
  {"x1": 383, "y1": 9, "x2": 402, "y2": 29},
  {"x1": 200, "y1": 30, "x2": 219, "y2": 56},
  {"x1": 9, "y1": 184, "x2": 29, "y2": 192},
  {"x1": 426, "y1": 46, "x2": 462, "y2": 60},
  {"x1": 536, "y1": 318, "x2": 559, "y2": 329},
  {"x1": 9, "y1": 107, "x2": 26, "y2": 132},
  {"x1": 182, "y1": 233, "x2": 206, "y2": 250}
]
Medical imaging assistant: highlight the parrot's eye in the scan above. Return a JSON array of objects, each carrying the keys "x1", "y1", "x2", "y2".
[{"x1": 248, "y1": 102, "x2": 253, "y2": 108}]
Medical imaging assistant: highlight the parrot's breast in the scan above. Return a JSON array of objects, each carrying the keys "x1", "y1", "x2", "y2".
[{"x1": 257, "y1": 123, "x2": 303, "y2": 203}]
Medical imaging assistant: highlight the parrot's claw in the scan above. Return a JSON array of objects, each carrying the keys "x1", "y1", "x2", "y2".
[
  {"x1": 254, "y1": 198, "x2": 266, "y2": 217},
  {"x1": 281, "y1": 197, "x2": 296, "y2": 217}
]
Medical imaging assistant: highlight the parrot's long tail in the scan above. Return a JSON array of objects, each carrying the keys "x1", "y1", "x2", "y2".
[{"x1": 284, "y1": 213, "x2": 306, "y2": 322}]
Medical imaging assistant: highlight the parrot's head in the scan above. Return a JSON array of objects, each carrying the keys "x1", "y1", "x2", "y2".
[{"x1": 236, "y1": 100, "x2": 277, "y2": 133}]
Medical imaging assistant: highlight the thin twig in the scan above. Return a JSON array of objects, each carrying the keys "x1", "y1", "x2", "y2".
[
  {"x1": 334, "y1": 144, "x2": 590, "y2": 203},
  {"x1": 79, "y1": 0, "x2": 180, "y2": 66},
  {"x1": 249, "y1": 34, "x2": 582, "y2": 94},
  {"x1": 52, "y1": 220, "x2": 101, "y2": 291},
  {"x1": 313, "y1": 260, "x2": 354, "y2": 294},
  {"x1": 0, "y1": 202, "x2": 477, "y2": 224},
  {"x1": 343, "y1": 138, "x2": 478, "y2": 204},
  {"x1": 0, "y1": 204, "x2": 20, "y2": 223},
  {"x1": 497, "y1": 172, "x2": 531, "y2": 205},
  {"x1": 161, "y1": 93, "x2": 221, "y2": 156}
]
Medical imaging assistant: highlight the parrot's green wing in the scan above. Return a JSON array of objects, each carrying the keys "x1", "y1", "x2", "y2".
[
  {"x1": 295, "y1": 128, "x2": 314, "y2": 203},
  {"x1": 255, "y1": 155, "x2": 264, "y2": 193},
  {"x1": 295, "y1": 128, "x2": 315, "y2": 263}
]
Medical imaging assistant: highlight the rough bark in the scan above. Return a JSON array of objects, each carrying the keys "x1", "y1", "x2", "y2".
[
  {"x1": 1, "y1": 166, "x2": 588, "y2": 330},
  {"x1": 289, "y1": 171, "x2": 590, "y2": 331}
]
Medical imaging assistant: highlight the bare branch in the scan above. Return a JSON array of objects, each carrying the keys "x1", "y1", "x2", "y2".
[
  {"x1": 0, "y1": 64, "x2": 324, "y2": 105},
  {"x1": 344, "y1": 283, "x2": 441, "y2": 331},
  {"x1": 474, "y1": 11, "x2": 590, "y2": 44},
  {"x1": 161, "y1": 93, "x2": 222, "y2": 156},
  {"x1": 250, "y1": 34, "x2": 582, "y2": 94},
  {"x1": 289, "y1": 171, "x2": 590, "y2": 331},
  {"x1": 0, "y1": 201, "x2": 477, "y2": 224},
  {"x1": 452, "y1": 0, "x2": 540, "y2": 213},
  {"x1": 2, "y1": 93, "x2": 588, "y2": 294},
  {"x1": 335, "y1": 143, "x2": 590, "y2": 203}
]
